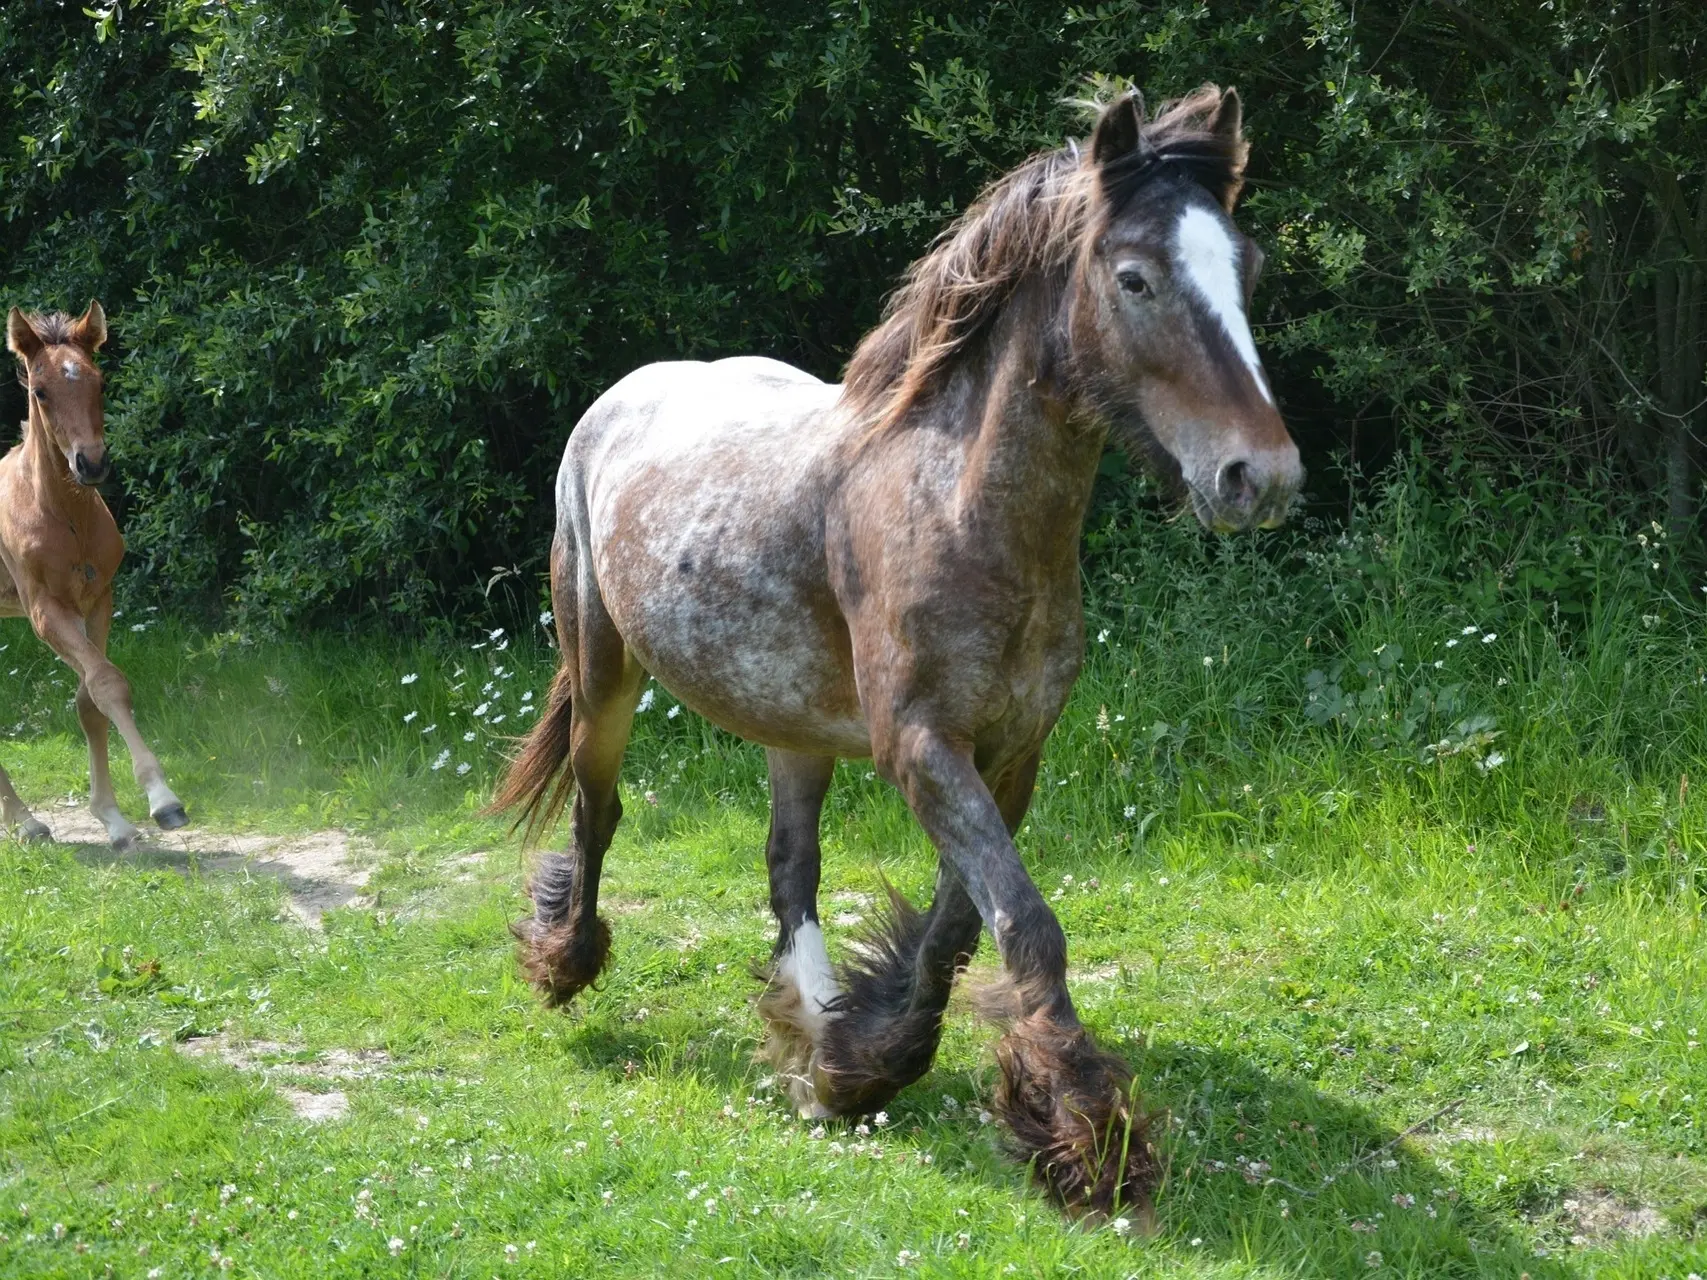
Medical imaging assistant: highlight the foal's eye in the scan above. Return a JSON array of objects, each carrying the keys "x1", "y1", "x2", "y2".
[{"x1": 1116, "y1": 268, "x2": 1150, "y2": 297}]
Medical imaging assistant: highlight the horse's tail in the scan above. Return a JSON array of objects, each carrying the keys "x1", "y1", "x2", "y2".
[{"x1": 486, "y1": 660, "x2": 577, "y2": 847}]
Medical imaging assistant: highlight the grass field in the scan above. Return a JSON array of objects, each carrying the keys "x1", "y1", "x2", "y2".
[{"x1": 3, "y1": 481, "x2": 1707, "y2": 1277}]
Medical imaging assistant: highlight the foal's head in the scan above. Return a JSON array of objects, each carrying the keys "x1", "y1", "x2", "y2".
[
  {"x1": 7, "y1": 301, "x2": 111, "y2": 486},
  {"x1": 1070, "y1": 88, "x2": 1301, "y2": 530}
]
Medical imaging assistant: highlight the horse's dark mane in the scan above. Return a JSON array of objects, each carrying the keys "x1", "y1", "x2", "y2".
[{"x1": 839, "y1": 85, "x2": 1247, "y2": 432}]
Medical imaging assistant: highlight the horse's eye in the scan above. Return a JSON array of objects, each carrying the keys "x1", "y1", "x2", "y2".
[
  {"x1": 31, "y1": 387, "x2": 44, "y2": 400},
  {"x1": 1116, "y1": 268, "x2": 1150, "y2": 297}
]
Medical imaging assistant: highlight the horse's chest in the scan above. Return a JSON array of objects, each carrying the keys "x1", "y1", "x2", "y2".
[{"x1": 992, "y1": 588, "x2": 1084, "y2": 737}]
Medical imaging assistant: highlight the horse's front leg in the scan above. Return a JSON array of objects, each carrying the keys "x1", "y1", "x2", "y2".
[
  {"x1": 31, "y1": 595, "x2": 184, "y2": 846},
  {"x1": 881, "y1": 722, "x2": 1156, "y2": 1218},
  {"x1": 811, "y1": 753, "x2": 1039, "y2": 1117}
]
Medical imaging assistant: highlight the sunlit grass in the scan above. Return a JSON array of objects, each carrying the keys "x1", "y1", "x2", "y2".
[{"x1": 2, "y1": 479, "x2": 1706, "y2": 1275}]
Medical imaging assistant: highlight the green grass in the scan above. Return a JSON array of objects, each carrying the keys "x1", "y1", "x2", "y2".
[{"x1": 3, "y1": 483, "x2": 1707, "y2": 1277}]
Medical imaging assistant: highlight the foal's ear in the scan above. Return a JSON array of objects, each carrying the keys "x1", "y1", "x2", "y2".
[
  {"x1": 68, "y1": 300, "x2": 107, "y2": 353},
  {"x1": 6, "y1": 307, "x2": 44, "y2": 362},
  {"x1": 1091, "y1": 91, "x2": 1145, "y2": 166}
]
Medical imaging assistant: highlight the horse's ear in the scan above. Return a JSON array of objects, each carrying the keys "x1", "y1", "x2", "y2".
[
  {"x1": 1207, "y1": 87, "x2": 1249, "y2": 210},
  {"x1": 1208, "y1": 87, "x2": 1243, "y2": 147},
  {"x1": 6, "y1": 307, "x2": 43, "y2": 362},
  {"x1": 1091, "y1": 91, "x2": 1145, "y2": 166},
  {"x1": 69, "y1": 300, "x2": 107, "y2": 352}
]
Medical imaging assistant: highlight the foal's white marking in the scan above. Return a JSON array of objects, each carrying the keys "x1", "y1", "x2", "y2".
[
  {"x1": 146, "y1": 778, "x2": 181, "y2": 815},
  {"x1": 1174, "y1": 205, "x2": 1274, "y2": 405},
  {"x1": 61, "y1": 361, "x2": 80, "y2": 381},
  {"x1": 776, "y1": 920, "x2": 840, "y2": 1036}
]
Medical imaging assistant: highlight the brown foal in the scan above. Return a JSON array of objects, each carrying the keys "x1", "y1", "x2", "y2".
[{"x1": 1, "y1": 303, "x2": 186, "y2": 846}]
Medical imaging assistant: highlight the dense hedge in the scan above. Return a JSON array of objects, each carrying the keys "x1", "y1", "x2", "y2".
[{"x1": 1, "y1": 2, "x2": 1702, "y2": 624}]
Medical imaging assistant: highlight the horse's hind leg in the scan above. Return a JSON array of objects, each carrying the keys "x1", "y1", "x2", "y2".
[
  {"x1": 754, "y1": 749, "x2": 838, "y2": 1116},
  {"x1": 812, "y1": 753, "x2": 1036, "y2": 1115},
  {"x1": 511, "y1": 544, "x2": 642, "y2": 1006},
  {"x1": 0, "y1": 763, "x2": 51, "y2": 841}
]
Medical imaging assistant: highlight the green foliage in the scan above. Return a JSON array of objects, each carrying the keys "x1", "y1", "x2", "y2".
[{"x1": 1, "y1": 2, "x2": 1704, "y2": 621}]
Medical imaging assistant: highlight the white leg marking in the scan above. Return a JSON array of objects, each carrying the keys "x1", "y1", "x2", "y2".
[
  {"x1": 93, "y1": 798, "x2": 141, "y2": 847},
  {"x1": 776, "y1": 921, "x2": 840, "y2": 1037},
  {"x1": 146, "y1": 778, "x2": 181, "y2": 814},
  {"x1": 1175, "y1": 205, "x2": 1274, "y2": 405}
]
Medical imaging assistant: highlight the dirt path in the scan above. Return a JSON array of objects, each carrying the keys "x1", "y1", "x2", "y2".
[{"x1": 49, "y1": 805, "x2": 374, "y2": 927}]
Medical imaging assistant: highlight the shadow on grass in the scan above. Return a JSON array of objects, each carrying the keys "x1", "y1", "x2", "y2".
[
  {"x1": 547, "y1": 1008, "x2": 1575, "y2": 1276},
  {"x1": 1125, "y1": 1040, "x2": 1574, "y2": 1277}
]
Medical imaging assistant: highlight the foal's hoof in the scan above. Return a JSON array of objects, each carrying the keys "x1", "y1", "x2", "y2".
[
  {"x1": 152, "y1": 803, "x2": 189, "y2": 831},
  {"x1": 15, "y1": 817, "x2": 52, "y2": 842}
]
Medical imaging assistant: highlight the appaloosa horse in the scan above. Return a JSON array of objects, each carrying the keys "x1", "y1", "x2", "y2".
[
  {"x1": 1, "y1": 303, "x2": 187, "y2": 846},
  {"x1": 493, "y1": 86, "x2": 1301, "y2": 1214}
]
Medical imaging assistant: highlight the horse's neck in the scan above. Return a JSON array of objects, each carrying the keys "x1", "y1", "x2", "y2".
[
  {"x1": 952, "y1": 294, "x2": 1106, "y2": 567},
  {"x1": 21, "y1": 409, "x2": 91, "y2": 516}
]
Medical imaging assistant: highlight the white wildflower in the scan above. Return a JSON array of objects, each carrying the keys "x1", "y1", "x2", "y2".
[{"x1": 401, "y1": 673, "x2": 419, "y2": 685}]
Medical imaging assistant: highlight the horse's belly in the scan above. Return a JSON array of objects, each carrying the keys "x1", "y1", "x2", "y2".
[
  {"x1": 614, "y1": 582, "x2": 870, "y2": 757},
  {"x1": 580, "y1": 360, "x2": 870, "y2": 757}
]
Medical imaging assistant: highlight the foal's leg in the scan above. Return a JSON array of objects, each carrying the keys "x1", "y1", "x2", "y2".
[
  {"x1": 32, "y1": 595, "x2": 185, "y2": 844},
  {"x1": 815, "y1": 752, "x2": 1039, "y2": 1114},
  {"x1": 754, "y1": 749, "x2": 838, "y2": 1116},
  {"x1": 0, "y1": 763, "x2": 51, "y2": 840},
  {"x1": 512, "y1": 548, "x2": 643, "y2": 1005},
  {"x1": 886, "y1": 727, "x2": 1152, "y2": 1217},
  {"x1": 77, "y1": 677, "x2": 141, "y2": 848}
]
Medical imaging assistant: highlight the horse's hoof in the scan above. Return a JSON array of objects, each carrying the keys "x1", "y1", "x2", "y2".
[
  {"x1": 16, "y1": 817, "x2": 51, "y2": 842},
  {"x1": 153, "y1": 803, "x2": 189, "y2": 831},
  {"x1": 112, "y1": 830, "x2": 142, "y2": 852}
]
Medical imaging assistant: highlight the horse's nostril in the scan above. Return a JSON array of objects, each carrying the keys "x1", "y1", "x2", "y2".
[{"x1": 1216, "y1": 459, "x2": 1254, "y2": 506}]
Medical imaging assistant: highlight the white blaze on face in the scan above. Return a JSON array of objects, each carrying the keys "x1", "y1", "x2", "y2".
[
  {"x1": 775, "y1": 920, "x2": 840, "y2": 1036},
  {"x1": 62, "y1": 360, "x2": 80, "y2": 381},
  {"x1": 1174, "y1": 205, "x2": 1273, "y2": 405}
]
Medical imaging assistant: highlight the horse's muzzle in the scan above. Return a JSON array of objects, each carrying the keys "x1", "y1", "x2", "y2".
[
  {"x1": 1194, "y1": 447, "x2": 1303, "y2": 531},
  {"x1": 73, "y1": 450, "x2": 112, "y2": 486}
]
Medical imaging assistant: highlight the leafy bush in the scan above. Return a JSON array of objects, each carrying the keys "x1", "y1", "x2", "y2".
[{"x1": 1, "y1": 2, "x2": 1702, "y2": 622}]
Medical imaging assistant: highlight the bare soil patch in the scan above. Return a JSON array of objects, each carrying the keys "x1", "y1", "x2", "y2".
[
  {"x1": 177, "y1": 1034, "x2": 392, "y2": 1122},
  {"x1": 1557, "y1": 1190, "x2": 1668, "y2": 1245},
  {"x1": 56, "y1": 806, "x2": 373, "y2": 927}
]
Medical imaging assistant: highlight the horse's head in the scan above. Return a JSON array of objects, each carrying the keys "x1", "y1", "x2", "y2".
[
  {"x1": 7, "y1": 301, "x2": 111, "y2": 486},
  {"x1": 1069, "y1": 88, "x2": 1301, "y2": 532}
]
